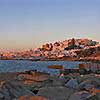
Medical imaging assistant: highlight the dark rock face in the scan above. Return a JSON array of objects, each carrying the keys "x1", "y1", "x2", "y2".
[
  {"x1": 0, "y1": 80, "x2": 34, "y2": 100},
  {"x1": 0, "y1": 71, "x2": 51, "y2": 99},
  {"x1": 65, "y1": 78, "x2": 79, "y2": 89},
  {"x1": 69, "y1": 91, "x2": 92, "y2": 100}
]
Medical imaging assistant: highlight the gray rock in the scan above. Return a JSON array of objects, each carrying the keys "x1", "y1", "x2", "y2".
[
  {"x1": 69, "y1": 91, "x2": 92, "y2": 100},
  {"x1": 37, "y1": 86, "x2": 74, "y2": 100},
  {"x1": 79, "y1": 80, "x2": 94, "y2": 90},
  {"x1": 44, "y1": 76, "x2": 66, "y2": 87},
  {"x1": 65, "y1": 78, "x2": 79, "y2": 89},
  {"x1": 96, "y1": 93, "x2": 100, "y2": 100},
  {"x1": 0, "y1": 80, "x2": 34, "y2": 100},
  {"x1": 0, "y1": 93, "x2": 4, "y2": 99},
  {"x1": 86, "y1": 93, "x2": 100, "y2": 100}
]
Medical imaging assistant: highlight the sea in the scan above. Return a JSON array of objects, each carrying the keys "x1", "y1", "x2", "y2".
[{"x1": 0, "y1": 60, "x2": 82, "y2": 75}]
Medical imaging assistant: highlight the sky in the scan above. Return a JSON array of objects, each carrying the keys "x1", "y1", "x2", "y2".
[{"x1": 0, "y1": 0, "x2": 100, "y2": 49}]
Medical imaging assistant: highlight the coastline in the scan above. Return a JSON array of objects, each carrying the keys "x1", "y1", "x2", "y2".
[
  {"x1": 0, "y1": 57, "x2": 100, "y2": 63},
  {"x1": 0, "y1": 69, "x2": 100, "y2": 100}
]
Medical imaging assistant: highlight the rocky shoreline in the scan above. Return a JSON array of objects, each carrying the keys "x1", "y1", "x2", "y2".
[
  {"x1": 0, "y1": 68, "x2": 100, "y2": 100},
  {"x1": 0, "y1": 57, "x2": 100, "y2": 64}
]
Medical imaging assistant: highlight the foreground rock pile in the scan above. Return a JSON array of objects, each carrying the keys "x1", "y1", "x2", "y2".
[{"x1": 0, "y1": 70, "x2": 100, "y2": 100}]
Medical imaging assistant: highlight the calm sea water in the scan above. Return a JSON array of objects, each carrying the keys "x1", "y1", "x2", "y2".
[{"x1": 0, "y1": 60, "x2": 82, "y2": 75}]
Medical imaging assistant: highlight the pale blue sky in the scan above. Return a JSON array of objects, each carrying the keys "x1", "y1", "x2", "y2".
[{"x1": 0, "y1": 0, "x2": 100, "y2": 49}]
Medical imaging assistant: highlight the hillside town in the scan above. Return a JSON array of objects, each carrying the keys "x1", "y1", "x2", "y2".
[{"x1": 0, "y1": 38, "x2": 100, "y2": 62}]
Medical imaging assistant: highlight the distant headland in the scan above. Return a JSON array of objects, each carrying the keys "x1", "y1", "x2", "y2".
[{"x1": 0, "y1": 38, "x2": 100, "y2": 62}]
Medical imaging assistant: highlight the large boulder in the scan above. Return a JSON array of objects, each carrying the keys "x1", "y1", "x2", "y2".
[
  {"x1": 69, "y1": 91, "x2": 92, "y2": 100},
  {"x1": 23, "y1": 71, "x2": 49, "y2": 81},
  {"x1": 65, "y1": 78, "x2": 79, "y2": 89},
  {"x1": 79, "y1": 80, "x2": 94, "y2": 91},
  {"x1": 49, "y1": 76, "x2": 66, "y2": 86},
  {"x1": 18, "y1": 71, "x2": 50, "y2": 85},
  {"x1": 0, "y1": 93, "x2": 4, "y2": 100},
  {"x1": 0, "y1": 80, "x2": 34, "y2": 100},
  {"x1": 37, "y1": 86, "x2": 74, "y2": 100},
  {"x1": 78, "y1": 75, "x2": 100, "y2": 90}
]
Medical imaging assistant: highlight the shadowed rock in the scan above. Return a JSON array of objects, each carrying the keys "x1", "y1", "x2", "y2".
[
  {"x1": 69, "y1": 91, "x2": 92, "y2": 100},
  {"x1": 65, "y1": 78, "x2": 79, "y2": 89},
  {"x1": 0, "y1": 80, "x2": 34, "y2": 100},
  {"x1": 37, "y1": 86, "x2": 74, "y2": 100}
]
